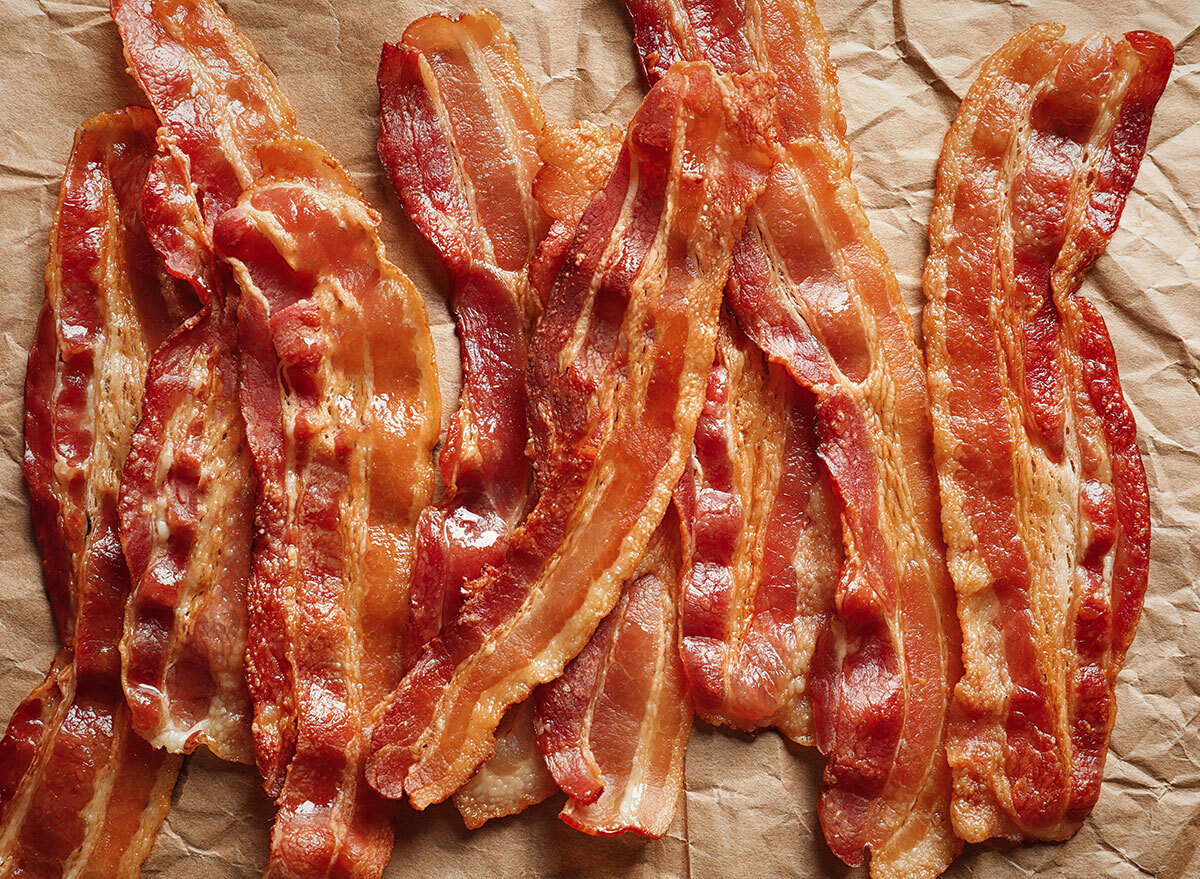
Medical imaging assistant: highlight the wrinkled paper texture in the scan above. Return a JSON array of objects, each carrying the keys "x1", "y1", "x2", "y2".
[{"x1": 0, "y1": 0, "x2": 1196, "y2": 876}]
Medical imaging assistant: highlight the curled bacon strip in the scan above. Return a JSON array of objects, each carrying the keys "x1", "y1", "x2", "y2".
[
  {"x1": 377, "y1": 8, "x2": 546, "y2": 665},
  {"x1": 368, "y1": 62, "x2": 778, "y2": 809},
  {"x1": 120, "y1": 144, "x2": 256, "y2": 765},
  {"x1": 113, "y1": 2, "x2": 442, "y2": 876},
  {"x1": 924, "y1": 25, "x2": 1168, "y2": 843},
  {"x1": 535, "y1": 510, "x2": 691, "y2": 838},
  {"x1": 1, "y1": 108, "x2": 189, "y2": 878},
  {"x1": 624, "y1": 1, "x2": 962, "y2": 874}
]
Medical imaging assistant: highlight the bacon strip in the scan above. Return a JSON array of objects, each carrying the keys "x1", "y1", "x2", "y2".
[
  {"x1": 367, "y1": 62, "x2": 778, "y2": 809},
  {"x1": 675, "y1": 316, "x2": 838, "y2": 743},
  {"x1": 534, "y1": 509, "x2": 691, "y2": 837},
  {"x1": 377, "y1": 9, "x2": 546, "y2": 665},
  {"x1": 113, "y1": 2, "x2": 442, "y2": 876},
  {"x1": 623, "y1": 1, "x2": 962, "y2": 874},
  {"x1": 119, "y1": 144, "x2": 256, "y2": 765},
  {"x1": 1, "y1": 108, "x2": 189, "y2": 879},
  {"x1": 923, "y1": 25, "x2": 1168, "y2": 844}
]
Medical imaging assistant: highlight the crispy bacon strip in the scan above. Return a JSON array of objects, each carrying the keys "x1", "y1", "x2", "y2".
[
  {"x1": 1, "y1": 108, "x2": 188, "y2": 879},
  {"x1": 924, "y1": 25, "x2": 1168, "y2": 843},
  {"x1": 623, "y1": 1, "x2": 962, "y2": 874},
  {"x1": 120, "y1": 144, "x2": 256, "y2": 765},
  {"x1": 377, "y1": 9, "x2": 546, "y2": 665},
  {"x1": 367, "y1": 62, "x2": 777, "y2": 809},
  {"x1": 534, "y1": 510, "x2": 691, "y2": 837},
  {"x1": 675, "y1": 317, "x2": 839, "y2": 743},
  {"x1": 113, "y1": 2, "x2": 442, "y2": 876}
]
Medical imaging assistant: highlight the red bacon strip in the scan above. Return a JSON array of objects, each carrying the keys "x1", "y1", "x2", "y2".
[
  {"x1": 924, "y1": 25, "x2": 1168, "y2": 843},
  {"x1": 675, "y1": 317, "x2": 839, "y2": 743},
  {"x1": 1, "y1": 108, "x2": 189, "y2": 878},
  {"x1": 367, "y1": 62, "x2": 778, "y2": 809},
  {"x1": 535, "y1": 509, "x2": 691, "y2": 837},
  {"x1": 120, "y1": 143, "x2": 256, "y2": 765},
  {"x1": 113, "y1": 2, "x2": 443, "y2": 876},
  {"x1": 623, "y1": 1, "x2": 962, "y2": 874},
  {"x1": 377, "y1": 9, "x2": 546, "y2": 666}
]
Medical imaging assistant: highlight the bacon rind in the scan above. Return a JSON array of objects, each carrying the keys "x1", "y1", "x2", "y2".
[
  {"x1": 923, "y1": 25, "x2": 1167, "y2": 844},
  {"x1": 377, "y1": 9, "x2": 546, "y2": 666},
  {"x1": 2, "y1": 107, "x2": 187, "y2": 879},
  {"x1": 536, "y1": 509, "x2": 692, "y2": 838},
  {"x1": 623, "y1": 1, "x2": 961, "y2": 874},
  {"x1": 367, "y1": 62, "x2": 777, "y2": 810},
  {"x1": 120, "y1": 141, "x2": 255, "y2": 765},
  {"x1": 676, "y1": 316, "x2": 838, "y2": 743}
]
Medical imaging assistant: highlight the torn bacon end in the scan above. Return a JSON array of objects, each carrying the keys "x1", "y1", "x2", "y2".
[
  {"x1": 367, "y1": 61, "x2": 778, "y2": 810},
  {"x1": 3, "y1": 107, "x2": 189, "y2": 878},
  {"x1": 377, "y1": 10, "x2": 545, "y2": 667},
  {"x1": 537, "y1": 509, "x2": 692, "y2": 838},
  {"x1": 924, "y1": 24, "x2": 1168, "y2": 844}
]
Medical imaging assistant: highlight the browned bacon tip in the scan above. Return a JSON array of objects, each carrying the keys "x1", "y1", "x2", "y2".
[
  {"x1": 924, "y1": 24, "x2": 1168, "y2": 844},
  {"x1": 367, "y1": 61, "x2": 778, "y2": 810},
  {"x1": 377, "y1": 8, "x2": 545, "y2": 669},
  {"x1": 2, "y1": 107, "x2": 189, "y2": 879}
]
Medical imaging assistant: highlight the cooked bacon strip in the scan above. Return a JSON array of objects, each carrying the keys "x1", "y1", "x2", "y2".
[
  {"x1": 119, "y1": 144, "x2": 256, "y2": 764},
  {"x1": 377, "y1": 9, "x2": 546, "y2": 665},
  {"x1": 1, "y1": 108, "x2": 188, "y2": 879},
  {"x1": 113, "y1": 2, "x2": 442, "y2": 876},
  {"x1": 924, "y1": 25, "x2": 1168, "y2": 844},
  {"x1": 367, "y1": 62, "x2": 777, "y2": 809},
  {"x1": 624, "y1": 2, "x2": 961, "y2": 874},
  {"x1": 534, "y1": 509, "x2": 691, "y2": 837},
  {"x1": 675, "y1": 316, "x2": 838, "y2": 743}
]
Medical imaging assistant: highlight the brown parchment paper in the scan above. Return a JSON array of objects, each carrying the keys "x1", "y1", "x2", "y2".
[{"x1": 0, "y1": 0, "x2": 1196, "y2": 876}]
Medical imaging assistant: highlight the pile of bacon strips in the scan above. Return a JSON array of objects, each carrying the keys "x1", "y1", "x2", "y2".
[{"x1": 0, "y1": 0, "x2": 1173, "y2": 876}]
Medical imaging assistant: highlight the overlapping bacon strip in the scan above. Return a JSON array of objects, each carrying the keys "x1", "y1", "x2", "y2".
[
  {"x1": 534, "y1": 510, "x2": 690, "y2": 837},
  {"x1": 377, "y1": 8, "x2": 546, "y2": 666},
  {"x1": 624, "y1": 1, "x2": 962, "y2": 874},
  {"x1": 1, "y1": 108, "x2": 190, "y2": 878},
  {"x1": 119, "y1": 142, "x2": 256, "y2": 765},
  {"x1": 112, "y1": 1, "x2": 442, "y2": 876},
  {"x1": 368, "y1": 62, "x2": 778, "y2": 809},
  {"x1": 924, "y1": 25, "x2": 1168, "y2": 844}
]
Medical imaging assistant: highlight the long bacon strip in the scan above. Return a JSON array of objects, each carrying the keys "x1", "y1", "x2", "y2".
[
  {"x1": 367, "y1": 61, "x2": 777, "y2": 809},
  {"x1": 623, "y1": 1, "x2": 962, "y2": 875},
  {"x1": 924, "y1": 25, "x2": 1168, "y2": 843},
  {"x1": 119, "y1": 142, "x2": 256, "y2": 765},
  {"x1": 0, "y1": 108, "x2": 189, "y2": 878},
  {"x1": 377, "y1": 8, "x2": 546, "y2": 666},
  {"x1": 112, "y1": 2, "x2": 442, "y2": 877}
]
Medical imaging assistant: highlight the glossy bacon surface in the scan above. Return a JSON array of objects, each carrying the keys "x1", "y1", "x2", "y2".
[
  {"x1": 624, "y1": 1, "x2": 962, "y2": 875},
  {"x1": 120, "y1": 144, "x2": 256, "y2": 765},
  {"x1": 924, "y1": 25, "x2": 1168, "y2": 844},
  {"x1": 114, "y1": 2, "x2": 442, "y2": 876},
  {"x1": 367, "y1": 62, "x2": 777, "y2": 809},
  {"x1": 377, "y1": 9, "x2": 547, "y2": 665},
  {"x1": 676, "y1": 317, "x2": 839, "y2": 743},
  {"x1": 535, "y1": 510, "x2": 691, "y2": 837},
  {"x1": 1, "y1": 108, "x2": 188, "y2": 878}
]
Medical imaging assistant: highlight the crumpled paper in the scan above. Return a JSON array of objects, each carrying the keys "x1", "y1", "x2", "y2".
[{"x1": 0, "y1": 0, "x2": 1196, "y2": 876}]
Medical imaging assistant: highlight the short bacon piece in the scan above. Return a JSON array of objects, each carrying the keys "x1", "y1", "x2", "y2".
[
  {"x1": 675, "y1": 317, "x2": 839, "y2": 743},
  {"x1": 113, "y1": 2, "x2": 443, "y2": 877},
  {"x1": 120, "y1": 144, "x2": 256, "y2": 765},
  {"x1": 535, "y1": 509, "x2": 691, "y2": 837},
  {"x1": 623, "y1": 1, "x2": 962, "y2": 874},
  {"x1": 377, "y1": 9, "x2": 546, "y2": 665},
  {"x1": 1, "y1": 107, "x2": 190, "y2": 878},
  {"x1": 367, "y1": 62, "x2": 778, "y2": 809},
  {"x1": 924, "y1": 25, "x2": 1169, "y2": 843}
]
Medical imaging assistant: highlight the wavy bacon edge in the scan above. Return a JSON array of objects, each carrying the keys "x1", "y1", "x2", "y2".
[
  {"x1": 923, "y1": 24, "x2": 1167, "y2": 843},
  {"x1": 367, "y1": 61, "x2": 778, "y2": 810}
]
